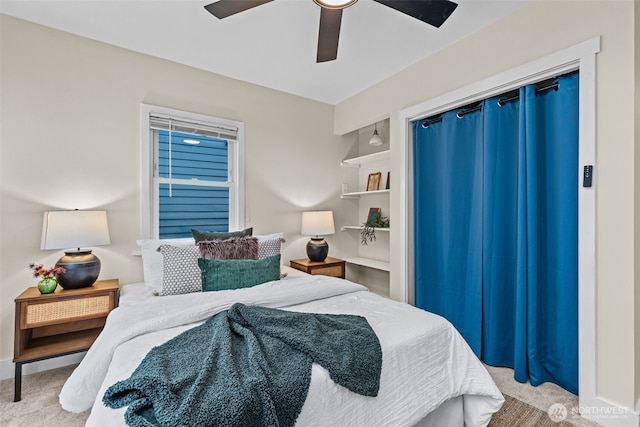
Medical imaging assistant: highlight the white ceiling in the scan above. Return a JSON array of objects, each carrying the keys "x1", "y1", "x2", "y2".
[{"x1": 0, "y1": 0, "x2": 527, "y2": 105}]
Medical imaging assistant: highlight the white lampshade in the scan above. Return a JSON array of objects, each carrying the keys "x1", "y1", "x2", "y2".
[
  {"x1": 41, "y1": 210, "x2": 110, "y2": 250},
  {"x1": 301, "y1": 211, "x2": 335, "y2": 237}
]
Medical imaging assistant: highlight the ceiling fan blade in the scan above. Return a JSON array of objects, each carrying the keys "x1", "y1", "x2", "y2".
[
  {"x1": 373, "y1": 0, "x2": 458, "y2": 28},
  {"x1": 316, "y1": 7, "x2": 343, "y2": 63},
  {"x1": 204, "y1": 0, "x2": 273, "y2": 19}
]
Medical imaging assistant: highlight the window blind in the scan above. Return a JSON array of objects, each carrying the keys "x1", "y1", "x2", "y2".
[{"x1": 149, "y1": 114, "x2": 238, "y2": 141}]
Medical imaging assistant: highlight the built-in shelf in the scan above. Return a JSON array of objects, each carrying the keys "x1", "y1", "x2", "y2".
[
  {"x1": 341, "y1": 226, "x2": 391, "y2": 232},
  {"x1": 345, "y1": 257, "x2": 390, "y2": 272},
  {"x1": 341, "y1": 189, "x2": 390, "y2": 199},
  {"x1": 341, "y1": 150, "x2": 390, "y2": 167},
  {"x1": 340, "y1": 143, "x2": 390, "y2": 284}
]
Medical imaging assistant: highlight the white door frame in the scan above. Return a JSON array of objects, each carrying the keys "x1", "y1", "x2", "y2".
[{"x1": 397, "y1": 37, "x2": 636, "y2": 426}]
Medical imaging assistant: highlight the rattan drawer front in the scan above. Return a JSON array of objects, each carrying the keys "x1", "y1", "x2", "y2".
[
  {"x1": 24, "y1": 295, "x2": 110, "y2": 328},
  {"x1": 312, "y1": 266, "x2": 343, "y2": 277}
]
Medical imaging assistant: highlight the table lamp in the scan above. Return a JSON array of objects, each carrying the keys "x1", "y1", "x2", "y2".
[
  {"x1": 301, "y1": 211, "x2": 335, "y2": 262},
  {"x1": 40, "y1": 210, "x2": 110, "y2": 289}
]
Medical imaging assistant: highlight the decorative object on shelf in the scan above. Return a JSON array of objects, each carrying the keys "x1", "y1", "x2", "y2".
[
  {"x1": 367, "y1": 208, "x2": 381, "y2": 224},
  {"x1": 40, "y1": 210, "x2": 111, "y2": 289},
  {"x1": 366, "y1": 172, "x2": 382, "y2": 191},
  {"x1": 29, "y1": 263, "x2": 66, "y2": 294},
  {"x1": 361, "y1": 209, "x2": 390, "y2": 245},
  {"x1": 385, "y1": 171, "x2": 390, "y2": 189},
  {"x1": 301, "y1": 211, "x2": 335, "y2": 262},
  {"x1": 369, "y1": 122, "x2": 383, "y2": 146}
]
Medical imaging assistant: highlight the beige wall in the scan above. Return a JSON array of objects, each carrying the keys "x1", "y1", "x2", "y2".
[
  {"x1": 334, "y1": 0, "x2": 637, "y2": 411},
  {"x1": 0, "y1": 15, "x2": 357, "y2": 368}
]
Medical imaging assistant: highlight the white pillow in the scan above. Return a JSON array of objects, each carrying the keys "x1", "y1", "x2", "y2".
[
  {"x1": 255, "y1": 232, "x2": 284, "y2": 242},
  {"x1": 137, "y1": 238, "x2": 195, "y2": 293}
]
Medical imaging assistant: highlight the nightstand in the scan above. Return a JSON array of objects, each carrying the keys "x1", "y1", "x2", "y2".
[
  {"x1": 13, "y1": 279, "x2": 119, "y2": 402},
  {"x1": 289, "y1": 257, "x2": 346, "y2": 279}
]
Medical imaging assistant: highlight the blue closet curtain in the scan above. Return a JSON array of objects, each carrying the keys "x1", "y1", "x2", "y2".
[
  {"x1": 413, "y1": 72, "x2": 579, "y2": 394},
  {"x1": 413, "y1": 107, "x2": 484, "y2": 354}
]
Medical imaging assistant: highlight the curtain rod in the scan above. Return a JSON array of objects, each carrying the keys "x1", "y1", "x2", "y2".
[
  {"x1": 421, "y1": 81, "x2": 562, "y2": 127},
  {"x1": 456, "y1": 104, "x2": 481, "y2": 119},
  {"x1": 422, "y1": 116, "x2": 442, "y2": 128},
  {"x1": 421, "y1": 102, "x2": 482, "y2": 128},
  {"x1": 498, "y1": 82, "x2": 559, "y2": 106}
]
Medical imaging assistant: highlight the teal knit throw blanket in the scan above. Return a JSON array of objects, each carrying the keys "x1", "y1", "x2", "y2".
[{"x1": 102, "y1": 303, "x2": 382, "y2": 427}]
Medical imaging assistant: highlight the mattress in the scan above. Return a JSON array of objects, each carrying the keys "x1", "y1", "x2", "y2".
[{"x1": 60, "y1": 271, "x2": 503, "y2": 426}]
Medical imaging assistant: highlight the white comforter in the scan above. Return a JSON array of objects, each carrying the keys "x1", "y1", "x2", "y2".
[{"x1": 60, "y1": 274, "x2": 503, "y2": 426}]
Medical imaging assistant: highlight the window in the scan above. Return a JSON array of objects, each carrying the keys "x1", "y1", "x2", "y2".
[{"x1": 140, "y1": 104, "x2": 244, "y2": 239}]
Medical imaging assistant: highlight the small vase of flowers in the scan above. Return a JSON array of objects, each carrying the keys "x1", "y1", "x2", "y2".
[{"x1": 29, "y1": 263, "x2": 66, "y2": 294}]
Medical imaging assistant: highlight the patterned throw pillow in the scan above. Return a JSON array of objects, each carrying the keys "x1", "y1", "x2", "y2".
[
  {"x1": 158, "y1": 245, "x2": 201, "y2": 296},
  {"x1": 199, "y1": 255, "x2": 281, "y2": 292},
  {"x1": 198, "y1": 237, "x2": 259, "y2": 260},
  {"x1": 257, "y1": 237, "x2": 282, "y2": 259},
  {"x1": 191, "y1": 227, "x2": 253, "y2": 243},
  {"x1": 137, "y1": 238, "x2": 195, "y2": 293}
]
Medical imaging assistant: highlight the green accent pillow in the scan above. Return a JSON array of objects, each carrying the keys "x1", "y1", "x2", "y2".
[
  {"x1": 199, "y1": 254, "x2": 281, "y2": 292},
  {"x1": 191, "y1": 227, "x2": 253, "y2": 243}
]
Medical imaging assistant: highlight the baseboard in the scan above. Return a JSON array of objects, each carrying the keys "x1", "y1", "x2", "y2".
[
  {"x1": 579, "y1": 397, "x2": 640, "y2": 427},
  {"x1": 0, "y1": 353, "x2": 85, "y2": 381}
]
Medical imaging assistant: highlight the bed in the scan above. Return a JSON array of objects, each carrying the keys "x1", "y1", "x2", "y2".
[{"x1": 58, "y1": 234, "x2": 504, "y2": 426}]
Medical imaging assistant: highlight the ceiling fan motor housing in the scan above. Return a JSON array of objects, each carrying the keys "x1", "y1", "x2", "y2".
[{"x1": 313, "y1": 0, "x2": 358, "y2": 10}]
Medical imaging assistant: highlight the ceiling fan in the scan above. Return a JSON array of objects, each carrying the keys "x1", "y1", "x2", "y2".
[{"x1": 204, "y1": 0, "x2": 458, "y2": 63}]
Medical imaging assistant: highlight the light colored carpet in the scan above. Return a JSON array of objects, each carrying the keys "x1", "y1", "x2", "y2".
[
  {"x1": 0, "y1": 365, "x2": 89, "y2": 427},
  {"x1": 485, "y1": 365, "x2": 601, "y2": 427},
  {"x1": 1, "y1": 363, "x2": 602, "y2": 426}
]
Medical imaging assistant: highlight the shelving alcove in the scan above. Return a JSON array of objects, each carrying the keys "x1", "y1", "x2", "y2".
[{"x1": 340, "y1": 149, "x2": 391, "y2": 274}]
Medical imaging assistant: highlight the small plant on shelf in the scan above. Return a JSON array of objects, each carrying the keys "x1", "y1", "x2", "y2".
[{"x1": 360, "y1": 210, "x2": 390, "y2": 245}]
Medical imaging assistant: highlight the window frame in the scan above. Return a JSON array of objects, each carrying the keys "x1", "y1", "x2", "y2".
[{"x1": 140, "y1": 104, "x2": 245, "y2": 240}]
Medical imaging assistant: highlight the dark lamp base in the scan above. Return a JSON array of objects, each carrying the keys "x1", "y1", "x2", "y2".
[
  {"x1": 55, "y1": 250, "x2": 101, "y2": 289},
  {"x1": 306, "y1": 238, "x2": 329, "y2": 262}
]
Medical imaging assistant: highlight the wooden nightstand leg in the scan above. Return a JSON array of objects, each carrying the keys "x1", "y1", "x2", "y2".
[{"x1": 14, "y1": 362, "x2": 22, "y2": 402}]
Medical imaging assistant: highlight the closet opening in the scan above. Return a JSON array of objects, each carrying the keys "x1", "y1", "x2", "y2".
[
  {"x1": 413, "y1": 71, "x2": 579, "y2": 394},
  {"x1": 398, "y1": 37, "x2": 599, "y2": 413}
]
